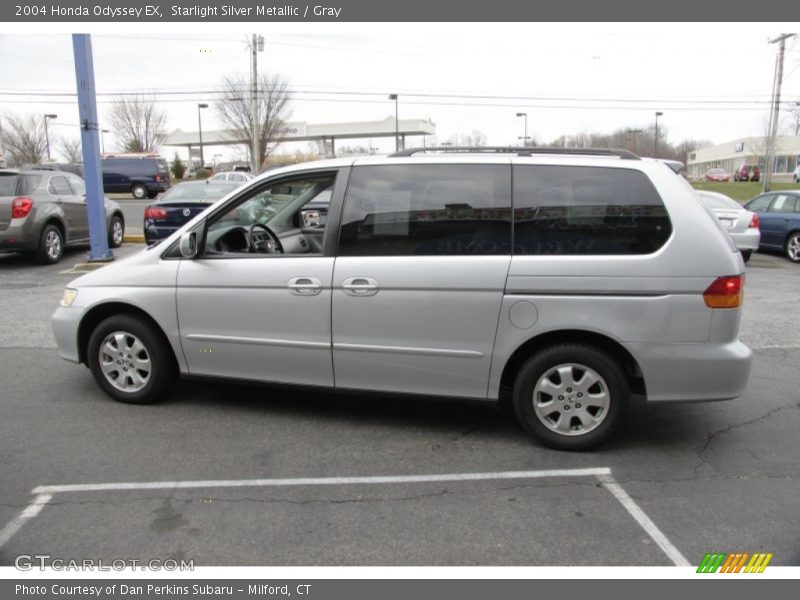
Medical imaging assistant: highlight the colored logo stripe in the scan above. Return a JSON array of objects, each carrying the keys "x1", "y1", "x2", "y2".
[{"x1": 697, "y1": 552, "x2": 773, "y2": 573}]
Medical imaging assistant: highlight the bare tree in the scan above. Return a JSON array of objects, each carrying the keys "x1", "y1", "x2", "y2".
[
  {"x1": 0, "y1": 113, "x2": 48, "y2": 166},
  {"x1": 781, "y1": 101, "x2": 800, "y2": 135},
  {"x1": 215, "y1": 73, "x2": 291, "y2": 168},
  {"x1": 445, "y1": 130, "x2": 489, "y2": 147},
  {"x1": 108, "y1": 95, "x2": 167, "y2": 153},
  {"x1": 59, "y1": 136, "x2": 83, "y2": 163}
]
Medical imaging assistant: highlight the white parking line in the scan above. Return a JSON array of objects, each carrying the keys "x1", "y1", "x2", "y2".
[
  {"x1": 1, "y1": 468, "x2": 687, "y2": 566},
  {"x1": 598, "y1": 473, "x2": 690, "y2": 566},
  {"x1": 31, "y1": 468, "x2": 612, "y2": 494},
  {"x1": 0, "y1": 494, "x2": 52, "y2": 551}
]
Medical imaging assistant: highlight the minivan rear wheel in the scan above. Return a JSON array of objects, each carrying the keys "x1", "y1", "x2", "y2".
[
  {"x1": 87, "y1": 314, "x2": 174, "y2": 404},
  {"x1": 512, "y1": 344, "x2": 628, "y2": 450},
  {"x1": 131, "y1": 183, "x2": 147, "y2": 199}
]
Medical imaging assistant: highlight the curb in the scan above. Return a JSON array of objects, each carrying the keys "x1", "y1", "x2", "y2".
[{"x1": 123, "y1": 234, "x2": 146, "y2": 243}]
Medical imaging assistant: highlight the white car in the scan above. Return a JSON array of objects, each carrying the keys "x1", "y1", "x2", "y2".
[
  {"x1": 696, "y1": 190, "x2": 760, "y2": 263},
  {"x1": 209, "y1": 171, "x2": 254, "y2": 184}
]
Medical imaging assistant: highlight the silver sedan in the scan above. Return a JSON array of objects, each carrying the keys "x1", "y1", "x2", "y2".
[{"x1": 696, "y1": 190, "x2": 760, "y2": 263}]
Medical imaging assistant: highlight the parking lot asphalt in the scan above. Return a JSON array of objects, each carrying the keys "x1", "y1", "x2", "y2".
[{"x1": 0, "y1": 247, "x2": 798, "y2": 566}]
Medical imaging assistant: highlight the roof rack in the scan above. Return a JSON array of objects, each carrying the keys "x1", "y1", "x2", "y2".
[{"x1": 388, "y1": 146, "x2": 640, "y2": 160}]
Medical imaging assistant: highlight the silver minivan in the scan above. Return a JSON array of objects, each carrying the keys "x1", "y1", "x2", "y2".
[{"x1": 51, "y1": 148, "x2": 752, "y2": 449}]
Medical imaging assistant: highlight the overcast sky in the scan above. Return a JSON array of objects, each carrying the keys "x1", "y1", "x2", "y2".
[{"x1": 1, "y1": 23, "x2": 799, "y2": 161}]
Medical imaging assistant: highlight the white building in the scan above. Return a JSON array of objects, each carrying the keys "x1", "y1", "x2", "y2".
[{"x1": 687, "y1": 136, "x2": 800, "y2": 179}]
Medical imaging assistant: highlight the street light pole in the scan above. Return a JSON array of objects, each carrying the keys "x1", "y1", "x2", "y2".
[
  {"x1": 654, "y1": 111, "x2": 663, "y2": 158},
  {"x1": 251, "y1": 34, "x2": 264, "y2": 174},
  {"x1": 44, "y1": 114, "x2": 57, "y2": 160},
  {"x1": 516, "y1": 112, "x2": 528, "y2": 146},
  {"x1": 389, "y1": 94, "x2": 399, "y2": 151},
  {"x1": 197, "y1": 103, "x2": 208, "y2": 169}
]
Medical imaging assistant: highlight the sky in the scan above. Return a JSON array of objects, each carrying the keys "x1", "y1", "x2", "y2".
[{"x1": 1, "y1": 22, "x2": 799, "y2": 162}]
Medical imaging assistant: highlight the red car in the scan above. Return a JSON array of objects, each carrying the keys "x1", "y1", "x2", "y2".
[
  {"x1": 733, "y1": 164, "x2": 760, "y2": 182},
  {"x1": 705, "y1": 168, "x2": 731, "y2": 182}
]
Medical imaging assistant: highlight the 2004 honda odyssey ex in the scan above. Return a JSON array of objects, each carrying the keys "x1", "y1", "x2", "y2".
[{"x1": 51, "y1": 147, "x2": 753, "y2": 450}]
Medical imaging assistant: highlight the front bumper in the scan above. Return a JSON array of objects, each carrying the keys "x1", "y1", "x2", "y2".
[
  {"x1": 51, "y1": 305, "x2": 83, "y2": 363},
  {"x1": 624, "y1": 340, "x2": 753, "y2": 402}
]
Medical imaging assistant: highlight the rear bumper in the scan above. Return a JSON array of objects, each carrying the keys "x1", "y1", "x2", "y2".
[
  {"x1": 143, "y1": 223, "x2": 179, "y2": 244},
  {"x1": 624, "y1": 340, "x2": 753, "y2": 402},
  {"x1": 0, "y1": 218, "x2": 37, "y2": 251},
  {"x1": 729, "y1": 229, "x2": 760, "y2": 252}
]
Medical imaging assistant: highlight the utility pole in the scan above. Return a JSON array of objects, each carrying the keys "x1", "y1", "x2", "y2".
[
  {"x1": 764, "y1": 33, "x2": 794, "y2": 192},
  {"x1": 250, "y1": 34, "x2": 264, "y2": 174},
  {"x1": 389, "y1": 94, "x2": 399, "y2": 151},
  {"x1": 654, "y1": 111, "x2": 663, "y2": 158}
]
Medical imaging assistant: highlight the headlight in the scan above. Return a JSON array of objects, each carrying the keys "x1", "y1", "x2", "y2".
[{"x1": 60, "y1": 288, "x2": 78, "y2": 307}]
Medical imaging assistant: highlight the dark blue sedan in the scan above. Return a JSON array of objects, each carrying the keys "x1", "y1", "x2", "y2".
[
  {"x1": 744, "y1": 190, "x2": 800, "y2": 263},
  {"x1": 143, "y1": 180, "x2": 242, "y2": 245}
]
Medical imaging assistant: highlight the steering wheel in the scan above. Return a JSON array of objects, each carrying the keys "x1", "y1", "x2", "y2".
[{"x1": 248, "y1": 223, "x2": 284, "y2": 254}]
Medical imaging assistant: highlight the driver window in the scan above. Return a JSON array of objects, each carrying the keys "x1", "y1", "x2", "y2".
[{"x1": 203, "y1": 172, "x2": 336, "y2": 257}]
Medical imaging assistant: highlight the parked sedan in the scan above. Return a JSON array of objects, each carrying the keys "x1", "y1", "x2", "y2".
[
  {"x1": 696, "y1": 190, "x2": 760, "y2": 262},
  {"x1": 744, "y1": 190, "x2": 800, "y2": 263},
  {"x1": 0, "y1": 169, "x2": 125, "y2": 264},
  {"x1": 705, "y1": 168, "x2": 731, "y2": 182},
  {"x1": 209, "y1": 171, "x2": 254, "y2": 184},
  {"x1": 143, "y1": 180, "x2": 242, "y2": 245}
]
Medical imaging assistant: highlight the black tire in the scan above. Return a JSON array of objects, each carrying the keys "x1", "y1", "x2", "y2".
[
  {"x1": 131, "y1": 183, "x2": 147, "y2": 199},
  {"x1": 108, "y1": 215, "x2": 124, "y2": 248},
  {"x1": 87, "y1": 314, "x2": 174, "y2": 405},
  {"x1": 740, "y1": 250, "x2": 752, "y2": 263},
  {"x1": 785, "y1": 232, "x2": 800, "y2": 263},
  {"x1": 512, "y1": 344, "x2": 629, "y2": 451},
  {"x1": 35, "y1": 224, "x2": 64, "y2": 265}
]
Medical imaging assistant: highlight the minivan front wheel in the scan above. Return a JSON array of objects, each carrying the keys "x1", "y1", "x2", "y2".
[
  {"x1": 131, "y1": 183, "x2": 147, "y2": 199},
  {"x1": 87, "y1": 314, "x2": 173, "y2": 404},
  {"x1": 513, "y1": 344, "x2": 628, "y2": 450}
]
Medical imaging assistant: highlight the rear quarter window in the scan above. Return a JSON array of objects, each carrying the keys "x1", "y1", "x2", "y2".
[{"x1": 513, "y1": 165, "x2": 672, "y2": 255}]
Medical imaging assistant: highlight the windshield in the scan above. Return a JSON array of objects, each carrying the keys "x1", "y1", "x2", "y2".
[
  {"x1": 708, "y1": 169, "x2": 725, "y2": 175},
  {"x1": 698, "y1": 193, "x2": 741, "y2": 211}
]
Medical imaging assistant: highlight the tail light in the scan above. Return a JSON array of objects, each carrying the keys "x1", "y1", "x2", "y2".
[
  {"x1": 155, "y1": 175, "x2": 161, "y2": 183},
  {"x1": 144, "y1": 206, "x2": 168, "y2": 220},
  {"x1": 11, "y1": 197, "x2": 33, "y2": 219},
  {"x1": 703, "y1": 275, "x2": 743, "y2": 309},
  {"x1": 749, "y1": 213, "x2": 759, "y2": 229}
]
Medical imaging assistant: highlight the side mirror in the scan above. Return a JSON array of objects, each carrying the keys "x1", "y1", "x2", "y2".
[
  {"x1": 179, "y1": 232, "x2": 197, "y2": 259},
  {"x1": 301, "y1": 209, "x2": 322, "y2": 229}
]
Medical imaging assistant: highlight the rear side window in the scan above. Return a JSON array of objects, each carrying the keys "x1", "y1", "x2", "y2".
[
  {"x1": 16, "y1": 175, "x2": 42, "y2": 195},
  {"x1": 513, "y1": 166, "x2": 672, "y2": 256},
  {"x1": 0, "y1": 175, "x2": 16, "y2": 196},
  {"x1": 338, "y1": 165, "x2": 511, "y2": 256},
  {"x1": 746, "y1": 195, "x2": 772, "y2": 212}
]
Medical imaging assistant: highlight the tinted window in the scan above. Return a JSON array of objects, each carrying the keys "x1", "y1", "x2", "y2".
[
  {"x1": 16, "y1": 175, "x2": 42, "y2": 195},
  {"x1": 338, "y1": 165, "x2": 511, "y2": 256},
  {"x1": 513, "y1": 165, "x2": 671, "y2": 256},
  {"x1": 0, "y1": 175, "x2": 16, "y2": 196},
  {"x1": 747, "y1": 195, "x2": 772, "y2": 212},
  {"x1": 49, "y1": 175, "x2": 72, "y2": 196}
]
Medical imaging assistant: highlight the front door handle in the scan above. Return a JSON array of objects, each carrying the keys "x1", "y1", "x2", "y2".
[
  {"x1": 342, "y1": 277, "x2": 379, "y2": 297},
  {"x1": 287, "y1": 277, "x2": 322, "y2": 296}
]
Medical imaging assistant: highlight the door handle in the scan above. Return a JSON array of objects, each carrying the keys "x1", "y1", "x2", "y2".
[
  {"x1": 287, "y1": 277, "x2": 322, "y2": 296},
  {"x1": 342, "y1": 277, "x2": 379, "y2": 296}
]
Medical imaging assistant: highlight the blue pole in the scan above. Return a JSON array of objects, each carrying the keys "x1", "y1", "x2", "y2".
[{"x1": 72, "y1": 34, "x2": 112, "y2": 262}]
